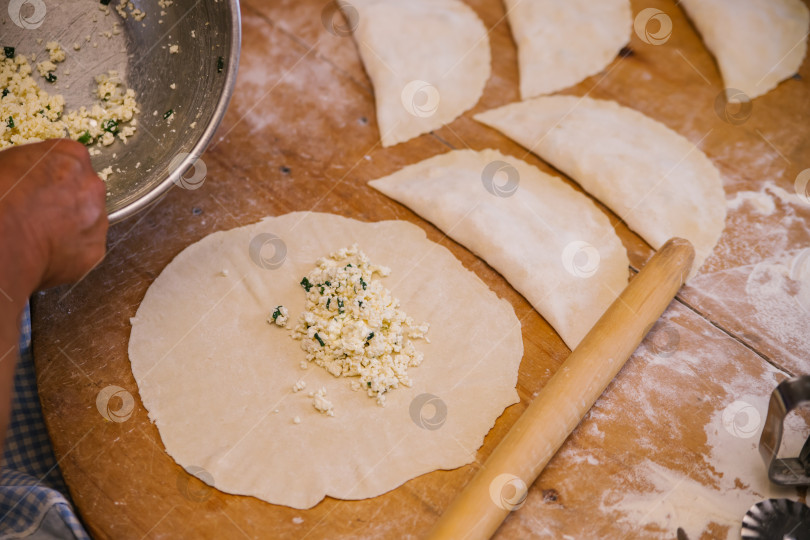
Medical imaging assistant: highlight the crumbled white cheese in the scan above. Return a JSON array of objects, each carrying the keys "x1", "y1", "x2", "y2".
[
  {"x1": 290, "y1": 245, "x2": 429, "y2": 406},
  {"x1": 218, "y1": 269, "x2": 229, "y2": 277},
  {"x1": 169, "y1": 44, "x2": 179, "y2": 54},
  {"x1": 98, "y1": 166, "x2": 113, "y2": 181},
  {"x1": 45, "y1": 42, "x2": 65, "y2": 63},
  {"x1": 292, "y1": 379, "x2": 306, "y2": 393},
  {"x1": 312, "y1": 387, "x2": 334, "y2": 416},
  {"x1": 36, "y1": 60, "x2": 56, "y2": 78},
  {"x1": 268, "y1": 305, "x2": 289, "y2": 327},
  {"x1": 299, "y1": 360, "x2": 308, "y2": 370},
  {"x1": 115, "y1": 0, "x2": 146, "y2": 20},
  {"x1": 1, "y1": 55, "x2": 139, "y2": 165},
  {"x1": 169, "y1": 83, "x2": 176, "y2": 90},
  {"x1": 292, "y1": 416, "x2": 301, "y2": 425}
]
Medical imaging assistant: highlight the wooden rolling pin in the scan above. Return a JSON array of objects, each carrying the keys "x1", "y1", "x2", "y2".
[{"x1": 427, "y1": 237, "x2": 695, "y2": 540}]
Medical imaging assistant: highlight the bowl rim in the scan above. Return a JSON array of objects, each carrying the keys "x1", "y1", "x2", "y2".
[{"x1": 108, "y1": 0, "x2": 242, "y2": 224}]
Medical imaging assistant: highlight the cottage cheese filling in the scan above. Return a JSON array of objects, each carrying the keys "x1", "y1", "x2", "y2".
[{"x1": 287, "y1": 244, "x2": 429, "y2": 407}]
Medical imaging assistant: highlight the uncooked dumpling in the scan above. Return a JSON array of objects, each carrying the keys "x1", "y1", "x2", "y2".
[
  {"x1": 369, "y1": 149, "x2": 629, "y2": 349},
  {"x1": 128, "y1": 213, "x2": 523, "y2": 509},
  {"x1": 475, "y1": 97, "x2": 726, "y2": 277},
  {"x1": 502, "y1": 0, "x2": 631, "y2": 98},
  {"x1": 341, "y1": 0, "x2": 491, "y2": 147},
  {"x1": 680, "y1": 0, "x2": 809, "y2": 99}
]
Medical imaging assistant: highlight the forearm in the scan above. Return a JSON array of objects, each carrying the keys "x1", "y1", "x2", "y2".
[
  {"x1": 0, "y1": 304, "x2": 22, "y2": 453},
  {"x1": 0, "y1": 140, "x2": 109, "y2": 455},
  {"x1": 0, "y1": 215, "x2": 43, "y2": 453}
]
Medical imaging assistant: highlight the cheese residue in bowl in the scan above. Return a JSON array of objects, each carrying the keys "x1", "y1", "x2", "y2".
[
  {"x1": 289, "y1": 244, "x2": 429, "y2": 407},
  {"x1": 0, "y1": 51, "x2": 138, "y2": 165}
]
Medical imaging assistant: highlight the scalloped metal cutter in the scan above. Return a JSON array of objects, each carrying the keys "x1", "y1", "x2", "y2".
[{"x1": 759, "y1": 375, "x2": 810, "y2": 486}]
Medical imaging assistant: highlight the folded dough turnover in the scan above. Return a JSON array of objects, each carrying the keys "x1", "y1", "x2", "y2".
[
  {"x1": 502, "y1": 0, "x2": 631, "y2": 98},
  {"x1": 475, "y1": 96, "x2": 726, "y2": 278},
  {"x1": 680, "y1": 0, "x2": 809, "y2": 99},
  {"x1": 369, "y1": 149, "x2": 629, "y2": 349},
  {"x1": 342, "y1": 0, "x2": 491, "y2": 147}
]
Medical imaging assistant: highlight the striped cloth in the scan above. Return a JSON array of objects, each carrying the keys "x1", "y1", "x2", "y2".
[{"x1": 0, "y1": 303, "x2": 89, "y2": 539}]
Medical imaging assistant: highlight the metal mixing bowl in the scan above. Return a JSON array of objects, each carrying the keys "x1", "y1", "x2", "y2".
[{"x1": 1, "y1": 0, "x2": 241, "y2": 222}]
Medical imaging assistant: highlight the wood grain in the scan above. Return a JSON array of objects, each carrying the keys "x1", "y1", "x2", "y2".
[
  {"x1": 31, "y1": 0, "x2": 810, "y2": 538},
  {"x1": 429, "y1": 239, "x2": 694, "y2": 539}
]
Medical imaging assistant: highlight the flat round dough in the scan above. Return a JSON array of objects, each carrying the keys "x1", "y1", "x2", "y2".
[{"x1": 128, "y1": 212, "x2": 523, "y2": 509}]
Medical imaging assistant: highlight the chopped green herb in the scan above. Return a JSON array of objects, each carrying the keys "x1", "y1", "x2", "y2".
[
  {"x1": 358, "y1": 300, "x2": 363, "y2": 308},
  {"x1": 6, "y1": 116, "x2": 14, "y2": 129},
  {"x1": 365, "y1": 332, "x2": 374, "y2": 343},
  {"x1": 359, "y1": 277, "x2": 367, "y2": 290},
  {"x1": 345, "y1": 263, "x2": 353, "y2": 269},
  {"x1": 100, "y1": 0, "x2": 111, "y2": 5},
  {"x1": 367, "y1": 381, "x2": 372, "y2": 388},
  {"x1": 324, "y1": 281, "x2": 331, "y2": 287},
  {"x1": 314, "y1": 333, "x2": 325, "y2": 347},
  {"x1": 1, "y1": 89, "x2": 8, "y2": 98},
  {"x1": 163, "y1": 109, "x2": 174, "y2": 119},
  {"x1": 77, "y1": 131, "x2": 92, "y2": 145},
  {"x1": 326, "y1": 298, "x2": 331, "y2": 310},
  {"x1": 272, "y1": 306, "x2": 283, "y2": 321},
  {"x1": 319, "y1": 285, "x2": 325, "y2": 294},
  {"x1": 3, "y1": 47, "x2": 14, "y2": 59},
  {"x1": 300, "y1": 277, "x2": 313, "y2": 292},
  {"x1": 103, "y1": 92, "x2": 111, "y2": 101},
  {"x1": 216, "y1": 56, "x2": 225, "y2": 73},
  {"x1": 101, "y1": 119, "x2": 119, "y2": 134},
  {"x1": 46, "y1": 104, "x2": 50, "y2": 110},
  {"x1": 44, "y1": 72, "x2": 57, "y2": 83},
  {"x1": 337, "y1": 298, "x2": 344, "y2": 313}
]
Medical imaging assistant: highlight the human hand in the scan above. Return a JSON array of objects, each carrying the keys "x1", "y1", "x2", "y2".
[{"x1": 0, "y1": 139, "x2": 108, "y2": 300}]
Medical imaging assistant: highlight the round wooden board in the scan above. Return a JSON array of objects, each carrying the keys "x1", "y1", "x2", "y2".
[{"x1": 32, "y1": 0, "x2": 810, "y2": 538}]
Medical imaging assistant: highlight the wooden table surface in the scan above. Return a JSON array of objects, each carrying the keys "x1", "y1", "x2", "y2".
[{"x1": 31, "y1": 0, "x2": 810, "y2": 538}]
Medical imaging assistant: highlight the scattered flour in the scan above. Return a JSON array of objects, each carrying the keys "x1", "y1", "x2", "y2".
[
  {"x1": 588, "y1": 308, "x2": 807, "y2": 539},
  {"x1": 745, "y1": 249, "x2": 810, "y2": 356},
  {"x1": 726, "y1": 181, "x2": 810, "y2": 216},
  {"x1": 726, "y1": 190, "x2": 776, "y2": 215}
]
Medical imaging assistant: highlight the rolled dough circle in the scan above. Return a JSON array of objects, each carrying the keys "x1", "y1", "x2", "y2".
[{"x1": 128, "y1": 212, "x2": 523, "y2": 509}]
